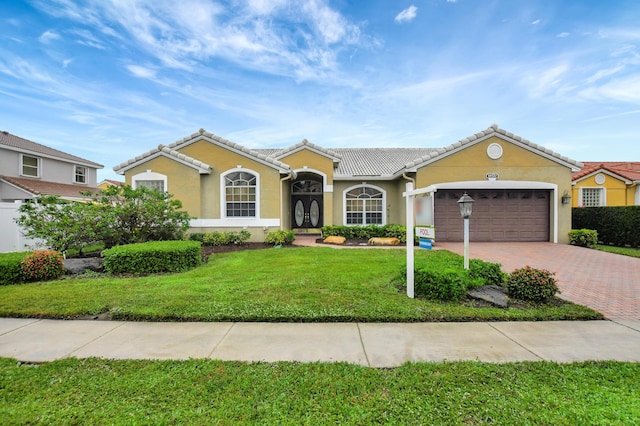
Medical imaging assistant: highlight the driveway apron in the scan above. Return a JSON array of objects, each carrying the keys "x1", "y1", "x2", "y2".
[{"x1": 436, "y1": 242, "x2": 640, "y2": 321}]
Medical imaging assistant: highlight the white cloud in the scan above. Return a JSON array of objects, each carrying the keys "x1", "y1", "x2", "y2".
[
  {"x1": 395, "y1": 5, "x2": 418, "y2": 24},
  {"x1": 531, "y1": 19, "x2": 541, "y2": 25},
  {"x1": 126, "y1": 65, "x2": 157, "y2": 79},
  {"x1": 522, "y1": 64, "x2": 569, "y2": 97},
  {"x1": 62, "y1": 58, "x2": 74, "y2": 68},
  {"x1": 38, "y1": 30, "x2": 60, "y2": 44},
  {"x1": 557, "y1": 32, "x2": 570, "y2": 38},
  {"x1": 582, "y1": 75, "x2": 640, "y2": 104}
]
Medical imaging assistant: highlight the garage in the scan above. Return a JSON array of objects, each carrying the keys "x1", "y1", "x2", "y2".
[{"x1": 434, "y1": 189, "x2": 550, "y2": 242}]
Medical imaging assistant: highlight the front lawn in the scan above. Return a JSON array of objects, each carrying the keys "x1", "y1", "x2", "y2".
[
  {"x1": 0, "y1": 247, "x2": 601, "y2": 322},
  {"x1": 595, "y1": 244, "x2": 640, "y2": 258},
  {"x1": 2, "y1": 357, "x2": 638, "y2": 425}
]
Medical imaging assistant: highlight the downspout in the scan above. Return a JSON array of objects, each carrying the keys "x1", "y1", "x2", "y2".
[
  {"x1": 280, "y1": 170, "x2": 296, "y2": 230},
  {"x1": 402, "y1": 172, "x2": 415, "y2": 185}
]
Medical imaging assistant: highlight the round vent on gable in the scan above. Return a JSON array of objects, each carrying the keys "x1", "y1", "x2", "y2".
[
  {"x1": 487, "y1": 143, "x2": 503, "y2": 160},
  {"x1": 595, "y1": 173, "x2": 606, "y2": 185}
]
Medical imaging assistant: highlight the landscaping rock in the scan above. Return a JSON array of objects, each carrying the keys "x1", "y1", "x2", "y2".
[
  {"x1": 324, "y1": 236, "x2": 346, "y2": 245},
  {"x1": 64, "y1": 257, "x2": 104, "y2": 275},
  {"x1": 367, "y1": 237, "x2": 401, "y2": 246},
  {"x1": 467, "y1": 285, "x2": 509, "y2": 308}
]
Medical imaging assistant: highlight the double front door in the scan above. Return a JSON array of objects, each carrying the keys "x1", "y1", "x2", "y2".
[{"x1": 292, "y1": 194, "x2": 323, "y2": 228}]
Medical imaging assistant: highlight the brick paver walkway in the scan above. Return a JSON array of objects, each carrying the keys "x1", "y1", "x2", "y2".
[{"x1": 437, "y1": 242, "x2": 640, "y2": 321}]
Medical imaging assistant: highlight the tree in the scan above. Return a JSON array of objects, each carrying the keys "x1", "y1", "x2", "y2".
[
  {"x1": 15, "y1": 195, "x2": 100, "y2": 253},
  {"x1": 89, "y1": 185, "x2": 191, "y2": 247},
  {"x1": 15, "y1": 185, "x2": 192, "y2": 252}
]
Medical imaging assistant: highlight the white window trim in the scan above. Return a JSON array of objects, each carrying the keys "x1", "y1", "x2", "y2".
[
  {"x1": 132, "y1": 170, "x2": 168, "y2": 192},
  {"x1": 343, "y1": 183, "x2": 387, "y2": 226},
  {"x1": 292, "y1": 167, "x2": 333, "y2": 193},
  {"x1": 579, "y1": 187, "x2": 606, "y2": 207},
  {"x1": 73, "y1": 165, "x2": 88, "y2": 185},
  {"x1": 20, "y1": 154, "x2": 40, "y2": 178},
  {"x1": 220, "y1": 167, "x2": 260, "y2": 219}
]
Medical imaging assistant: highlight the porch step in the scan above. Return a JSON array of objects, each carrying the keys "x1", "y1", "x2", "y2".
[{"x1": 294, "y1": 228, "x2": 322, "y2": 235}]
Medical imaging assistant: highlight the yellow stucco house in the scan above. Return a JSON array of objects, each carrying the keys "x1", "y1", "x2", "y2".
[
  {"x1": 114, "y1": 124, "x2": 581, "y2": 243},
  {"x1": 571, "y1": 162, "x2": 640, "y2": 207}
]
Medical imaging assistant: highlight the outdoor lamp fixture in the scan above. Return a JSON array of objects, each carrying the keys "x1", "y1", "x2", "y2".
[
  {"x1": 457, "y1": 193, "x2": 474, "y2": 270},
  {"x1": 562, "y1": 191, "x2": 572, "y2": 205}
]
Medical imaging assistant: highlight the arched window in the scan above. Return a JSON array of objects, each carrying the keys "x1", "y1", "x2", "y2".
[
  {"x1": 224, "y1": 170, "x2": 257, "y2": 217},
  {"x1": 344, "y1": 185, "x2": 385, "y2": 225},
  {"x1": 132, "y1": 170, "x2": 167, "y2": 192}
]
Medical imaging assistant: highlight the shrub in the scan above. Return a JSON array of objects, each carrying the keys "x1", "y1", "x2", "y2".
[
  {"x1": 414, "y1": 268, "x2": 483, "y2": 302},
  {"x1": 469, "y1": 258, "x2": 506, "y2": 287},
  {"x1": 102, "y1": 241, "x2": 201, "y2": 275},
  {"x1": 321, "y1": 224, "x2": 409, "y2": 243},
  {"x1": 188, "y1": 233, "x2": 205, "y2": 242},
  {"x1": 19, "y1": 250, "x2": 64, "y2": 282},
  {"x1": 265, "y1": 230, "x2": 295, "y2": 246},
  {"x1": 506, "y1": 266, "x2": 560, "y2": 302},
  {"x1": 572, "y1": 206, "x2": 640, "y2": 248},
  {"x1": 0, "y1": 252, "x2": 28, "y2": 285},
  {"x1": 569, "y1": 229, "x2": 598, "y2": 248},
  {"x1": 202, "y1": 230, "x2": 252, "y2": 246}
]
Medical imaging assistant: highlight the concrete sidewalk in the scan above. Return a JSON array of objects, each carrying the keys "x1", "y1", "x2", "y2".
[{"x1": 1, "y1": 318, "x2": 640, "y2": 367}]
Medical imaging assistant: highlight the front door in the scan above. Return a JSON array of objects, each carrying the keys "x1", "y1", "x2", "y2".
[
  {"x1": 292, "y1": 194, "x2": 323, "y2": 228},
  {"x1": 291, "y1": 174, "x2": 324, "y2": 229}
]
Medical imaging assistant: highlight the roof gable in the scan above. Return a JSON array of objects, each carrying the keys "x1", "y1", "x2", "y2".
[
  {"x1": 573, "y1": 162, "x2": 640, "y2": 183},
  {"x1": 273, "y1": 139, "x2": 342, "y2": 163},
  {"x1": 0, "y1": 130, "x2": 103, "y2": 169},
  {"x1": 114, "y1": 129, "x2": 291, "y2": 174},
  {"x1": 405, "y1": 124, "x2": 582, "y2": 172}
]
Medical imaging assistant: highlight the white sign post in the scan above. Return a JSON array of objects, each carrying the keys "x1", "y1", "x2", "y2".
[{"x1": 403, "y1": 182, "x2": 437, "y2": 298}]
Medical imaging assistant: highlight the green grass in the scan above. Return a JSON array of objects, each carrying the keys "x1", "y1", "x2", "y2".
[
  {"x1": 595, "y1": 244, "x2": 640, "y2": 258},
  {"x1": 0, "y1": 247, "x2": 601, "y2": 322},
  {"x1": 1, "y1": 357, "x2": 638, "y2": 425}
]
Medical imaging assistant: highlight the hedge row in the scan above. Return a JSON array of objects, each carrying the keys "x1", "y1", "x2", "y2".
[
  {"x1": 321, "y1": 224, "x2": 408, "y2": 242},
  {"x1": 102, "y1": 241, "x2": 202, "y2": 275},
  {"x1": 189, "y1": 230, "x2": 251, "y2": 246},
  {"x1": 0, "y1": 251, "x2": 64, "y2": 285},
  {"x1": 572, "y1": 206, "x2": 640, "y2": 248}
]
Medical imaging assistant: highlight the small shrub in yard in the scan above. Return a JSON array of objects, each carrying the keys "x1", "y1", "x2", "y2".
[
  {"x1": 469, "y1": 258, "x2": 506, "y2": 287},
  {"x1": 19, "y1": 250, "x2": 64, "y2": 282},
  {"x1": 569, "y1": 229, "x2": 598, "y2": 248},
  {"x1": 0, "y1": 252, "x2": 28, "y2": 285},
  {"x1": 506, "y1": 266, "x2": 560, "y2": 302},
  {"x1": 202, "y1": 230, "x2": 251, "y2": 246},
  {"x1": 102, "y1": 241, "x2": 201, "y2": 275},
  {"x1": 265, "y1": 230, "x2": 295, "y2": 246},
  {"x1": 414, "y1": 268, "x2": 483, "y2": 302}
]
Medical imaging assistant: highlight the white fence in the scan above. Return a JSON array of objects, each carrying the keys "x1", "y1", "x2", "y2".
[{"x1": 0, "y1": 201, "x2": 43, "y2": 253}]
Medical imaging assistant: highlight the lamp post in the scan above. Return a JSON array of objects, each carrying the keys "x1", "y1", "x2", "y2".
[{"x1": 457, "y1": 193, "x2": 474, "y2": 270}]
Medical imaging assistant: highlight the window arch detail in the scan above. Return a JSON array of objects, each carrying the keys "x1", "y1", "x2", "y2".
[
  {"x1": 343, "y1": 184, "x2": 386, "y2": 225},
  {"x1": 221, "y1": 168, "x2": 259, "y2": 218},
  {"x1": 132, "y1": 170, "x2": 167, "y2": 192}
]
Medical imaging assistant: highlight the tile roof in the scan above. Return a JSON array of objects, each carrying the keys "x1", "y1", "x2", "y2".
[
  {"x1": 332, "y1": 148, "x2": 437, "y2": 176},
  {"x1": 572, "y1": 162, "x2": 640, "y2": 182},
  {"x1": 272, "y1": 139, "x2": 342, "y2": 161},
  {"x1": 0, "y1": 130, "x2": 103, "y2": 168},
  {"x1": 113, "y1": 144, "x2": 212, "y2": 174},
  {"x1": 404, "y1": 124, "x2": 583, "y2": 171},
  {"x1": 114, "y1": 129, "x2": 290, "y2": 173},
  {"x1": 0, "y1": 175, "x2": 99, "y2": 199}
]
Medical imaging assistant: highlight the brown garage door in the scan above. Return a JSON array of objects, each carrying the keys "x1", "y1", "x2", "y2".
[{"x1": 434, "y1": 189, "x2": 550, "y2": 242}]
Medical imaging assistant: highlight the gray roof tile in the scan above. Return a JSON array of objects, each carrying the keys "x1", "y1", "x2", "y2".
[{"x1": 0, "y1": 130, "x2": 103, "y2": 168}]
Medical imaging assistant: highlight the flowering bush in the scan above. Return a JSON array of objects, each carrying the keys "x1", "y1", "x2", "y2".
[
  {"x1": 265, "y1": 230, "x2": 295, "y2": 246},
  {"x1": 20, "y1": 250, "x2": 64, "y2": 282},
  {"x1": 506, "y1": 266, "x2": 559, "y2": 302}
]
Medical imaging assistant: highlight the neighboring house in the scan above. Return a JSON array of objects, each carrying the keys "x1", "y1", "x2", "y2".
[
  {"x1": 114, "y1": 124, "x2": 581, "y2": 243},
  {"x1": 0, "y1": 130, "x2": 103, "y2": 201},
  {"x1": 571, "y1": 162, "x2": 640, "y2": 207},
  {"x1": 98, "y1": 179, "x2": 125, "y2": 191}
]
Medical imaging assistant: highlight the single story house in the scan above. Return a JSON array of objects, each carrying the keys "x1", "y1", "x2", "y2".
[
  {"x1": 571, "y1": 162, "x2": 640, "y2": 207},
  {"x1": 114, "y1": 124, "x2": 581, "y2": 244}
]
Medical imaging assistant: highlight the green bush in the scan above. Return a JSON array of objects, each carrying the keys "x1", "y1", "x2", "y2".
[
  {"x1": 102, "y1": 241, "x2": 202, "y2": 275},
  {"x1": 265, "y1": 230, "x2": 295, "y2": 246},
  {"x1": 568, "y1": 229, "x2": 598, "y2": 248},
  {"x1": 506, "y1": 266, "x2": 560, "y2": 302},
  {"x1": 414, "y1": 268, "x2": 483, "y2": 302},
  {"x1": 572, "y1": 206, "x2": 640, "y2": 248},
  {"x1": 0, "y1": 252, "x2": 28, "y2": 285},
  {"x1": 202, "y1": 230, "x2": 251, "y2": 246},
  {"x1": 188, "y1": 233, "x2": 205, "y2": 242},
  {"x1": 469, "y1": 258, "x2": 506, "y2": 287},
  {"x1": 20, "y1": 250, "x2": 64, "y2": 282},
  {"x1": 321, "y1": 224, "x2": 409, "y2": 243}
]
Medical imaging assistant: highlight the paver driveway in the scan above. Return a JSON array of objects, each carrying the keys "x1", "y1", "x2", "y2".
[{"x1": 437, "y1": 242, "x2": 640, "y2": 321}]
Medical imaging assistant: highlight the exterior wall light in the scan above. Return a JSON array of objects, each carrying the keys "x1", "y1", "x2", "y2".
[{"x1": 562, "y1": 191, "x2": 572, "y2": 205}]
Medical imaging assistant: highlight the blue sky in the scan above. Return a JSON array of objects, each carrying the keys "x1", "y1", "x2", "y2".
[{"x1": 1, "y1": 0, "x2": 639, "y2": 182}]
